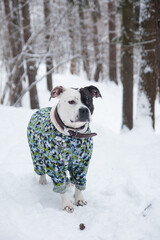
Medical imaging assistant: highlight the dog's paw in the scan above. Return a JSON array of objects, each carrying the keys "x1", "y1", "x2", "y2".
[
  {"x1": 61, "y1": 192, "x2": 74, "y2": 213},
  {"x1": 76, "y1": 200, "x2": 87, "y2": 207},
  {"x1": 75, "y1": 188, "x2": 87, "y2": 207},
  {"x1": 39, "y1": 175, "x2": 47, "y2": 185},
  {"x1": 63, "y1": 201, "x2": 74, "y2": 213},
  {"x1": 63, "y1": 205, "x2": 74, "y2": 213}
]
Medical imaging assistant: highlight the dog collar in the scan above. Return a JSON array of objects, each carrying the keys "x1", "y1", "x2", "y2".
[{"x1": 54, "y1": 106, "x2": 97, "y2": 138}]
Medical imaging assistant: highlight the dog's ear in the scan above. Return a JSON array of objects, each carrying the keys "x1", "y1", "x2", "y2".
[
  {"x1": 49, "y1": 86, "x2": 65, "y2": 100},
  {"x1": 86, "y1": 85, "x2": 102, "y2": 98}
]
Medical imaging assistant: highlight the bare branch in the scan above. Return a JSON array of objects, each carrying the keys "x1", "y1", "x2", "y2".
[{"x1": 13, "y1": 55, "x2": 80, "y2": 107}]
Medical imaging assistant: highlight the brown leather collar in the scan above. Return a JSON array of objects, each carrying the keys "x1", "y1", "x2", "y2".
[{"x1": 54, "y1": 106, "x2": 97, "y2": 138}]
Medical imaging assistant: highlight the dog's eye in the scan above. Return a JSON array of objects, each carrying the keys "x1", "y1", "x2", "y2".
[{"x1": 68, "y1": 100, "x2": 76, "y2": 104}]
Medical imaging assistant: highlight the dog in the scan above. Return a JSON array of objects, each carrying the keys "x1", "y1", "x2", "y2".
[{"x1": 27, "y1": 85, "x2": 101, "y2": 213}]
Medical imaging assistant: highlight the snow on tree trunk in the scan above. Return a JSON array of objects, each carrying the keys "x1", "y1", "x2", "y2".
[{"x1": 137, "y1": 0, "x2": 156, "y2": 128}]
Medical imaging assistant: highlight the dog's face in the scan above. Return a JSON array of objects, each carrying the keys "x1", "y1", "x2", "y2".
[{"x1": 50, "y1": 85, "x2": 101, "y2": 126}]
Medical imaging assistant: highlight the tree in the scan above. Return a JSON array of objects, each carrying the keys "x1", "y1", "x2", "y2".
[
  {"x1": 155, "y1": 0, "x2": 160, "y2": 98},
  {"x1": 91, "y1": 0, "x2": 103, "y2": 82},
  {"x1": 121, "y1": 0, "x2": 134, "y2": 130},
  {"x1": 137, "y1": 0, "x2": 156, "y2": 128},
  {"x1": 78, "y1": 0, "x2": 91, "y2": 80},
  {"x1": 43, "y1": 0, "x2": 53, "y2": 91},
  {"x1": 108, "y1": 0, "x2": 118, "y2": 84},
  {"x1": 3, "y1": 0, "x2": 24, "y2": 106},
  {"x1": 67, "y1": 1, "x2": 79, "y2": 75},
  {"x1": 21, "y1": 0, "x2": 39, "y2": 109}
]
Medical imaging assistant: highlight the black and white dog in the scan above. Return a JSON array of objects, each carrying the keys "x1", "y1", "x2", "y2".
[
  {"x1": 27, "y1": 85, "x2": 101, "y2": 213},
  {"x1": 50, "y1": 85, "x2": 101, "y2": 135}
]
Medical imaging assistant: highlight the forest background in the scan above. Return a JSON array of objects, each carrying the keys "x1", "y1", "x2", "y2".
[{"x1": 0, "y1": 0, "x2": 160, "y2": 131}]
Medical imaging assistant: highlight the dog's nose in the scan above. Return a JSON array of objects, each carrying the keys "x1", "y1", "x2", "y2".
[
  {"x1": 79, "y1": 107, "x2": 89, "y2": 115},
  {"x1": 79, "y1": 107, "x2": 89, "y2": 122}
]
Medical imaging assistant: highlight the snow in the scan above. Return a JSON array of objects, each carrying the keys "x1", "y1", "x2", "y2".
[{"x1": 1, "y1": 73, "x2": 160, "y2": 240}]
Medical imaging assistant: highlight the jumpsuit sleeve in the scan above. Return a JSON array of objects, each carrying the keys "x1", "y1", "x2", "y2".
[
  {"x1": 43, "y1": 137, "x2": 67, "y2": 194},
  {"x1": 69, "y1": 137, "x2": 93, "y2": 191}
]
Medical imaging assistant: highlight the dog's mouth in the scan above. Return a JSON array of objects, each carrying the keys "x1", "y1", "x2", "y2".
[
  {"x1": 70, "y1": 119, "x2": 90, "y2": 123},
  {"x1": 71, "y1": 115, "x2": 91, "y2": 124}
]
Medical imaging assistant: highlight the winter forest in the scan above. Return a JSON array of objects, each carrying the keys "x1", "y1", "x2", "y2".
[
  {"x1": 1, "y1": 0, "x2": 160, "y2": 240},
  {"x1": 0, "y1": 0, "x2": 159, "y2": 130}
]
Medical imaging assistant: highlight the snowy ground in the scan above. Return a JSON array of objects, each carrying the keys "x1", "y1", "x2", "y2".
[{"x1": 1, "y1": 72, "x2": 160, "y2": 240}]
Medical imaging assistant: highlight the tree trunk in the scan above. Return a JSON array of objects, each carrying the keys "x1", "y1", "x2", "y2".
[
  {"x1": 138, "y1": 0, "x2": 156, "y2": 128},
  {"x1": 3, "y1": 0, "x2": 24, "y2": 106},
  {"x1": 21, "y1": 0, "x2": 39, "y2": 109},
  {"x1": 91, "y1": 0, "x2": 102, "y2": 82},
  {"x1": 108, "y1": 0, "x2": 118, "y2": 85},
  {"x1": 155, "y1": 0, "x2": 160, "y2": 98},
  {"x1": 67, "y1": 3, "x2": 77, "y2": 75},
  {"x1": 121, "y1": 0, "x2": 134, "y2": 130},
  {"x1": 43, "y1": 0, "x2": 53, "y2": 91},
  {"x1": 78, "y1": 0, "x2": 91, "y2": 80}
]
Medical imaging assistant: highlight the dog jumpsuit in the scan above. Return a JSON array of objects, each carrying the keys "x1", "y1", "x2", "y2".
[{"x1": 27, "y1": 107, "x2": 93, "y2": 194}]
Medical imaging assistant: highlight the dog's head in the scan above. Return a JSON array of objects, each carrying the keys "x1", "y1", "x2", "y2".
[{"x1": 50, "y1": 85, "x2": 101, "y2": 127}]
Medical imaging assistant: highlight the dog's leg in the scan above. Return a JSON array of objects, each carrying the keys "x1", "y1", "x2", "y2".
[
  {"x1": 39, "y1": 174, "x2": 47, "y2": 185},
  {"x1": 75, "y1": 188, "x2": 87, "y2": 206},
  {"x1": 61, "y1": 192, "x2": 74, "y2": 213}
]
